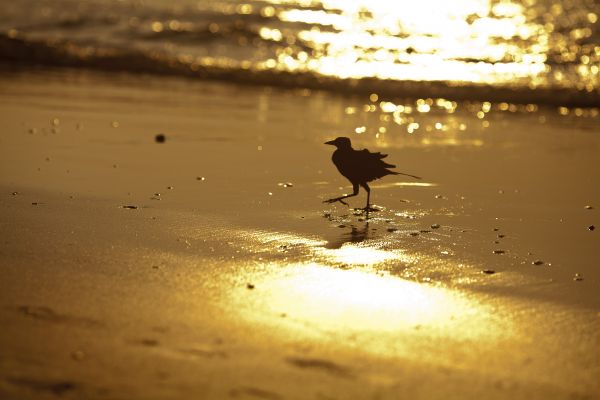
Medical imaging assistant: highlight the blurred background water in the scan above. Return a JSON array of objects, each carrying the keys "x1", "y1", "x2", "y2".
[{"x1": 1, "y1": 0, "x2": 599, "y2": 105}]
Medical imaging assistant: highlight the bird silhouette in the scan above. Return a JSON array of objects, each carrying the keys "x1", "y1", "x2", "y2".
[{"x1": 323, "y1": 137, "x2": 421, "y2": 211}]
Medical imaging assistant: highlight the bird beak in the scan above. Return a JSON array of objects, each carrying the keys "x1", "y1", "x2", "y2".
[{"x1": 324, "y1": 140, "x2": 335, "y2": 145}]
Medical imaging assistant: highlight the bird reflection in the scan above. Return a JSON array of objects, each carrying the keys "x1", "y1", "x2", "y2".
[{"x1": 326, "y1": 222, "x2": 370, "y2": 249}]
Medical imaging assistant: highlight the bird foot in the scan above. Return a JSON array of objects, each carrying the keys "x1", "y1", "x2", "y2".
[
  {"x1": 354, "y1": 206, "x2": 380, "y2": 213},
  {"x1": 323, "y1": 197, "x2": 350, "y2": 206}
]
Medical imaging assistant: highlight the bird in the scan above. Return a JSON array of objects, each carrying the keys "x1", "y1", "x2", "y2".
[{"x1": 323, "y1": 137, "x2": 421, "y2": 211}]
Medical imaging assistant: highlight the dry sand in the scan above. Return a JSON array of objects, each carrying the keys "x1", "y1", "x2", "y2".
[{"x1": 1, "y1": 68, "x2": 599, "y2": 399}]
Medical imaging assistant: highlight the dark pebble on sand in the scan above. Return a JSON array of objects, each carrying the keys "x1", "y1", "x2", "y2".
[
  {"x1": 497, "y1": 234, "x2": 505, "y2": 238},
  {"x1": 155, "y1": 134, "x2": 166, "y2": 143},
  {"x1": 12, "y1": 191, "x2": 19, "y2": 196},
  {"x1": 532, "y1": 260, "x2": 544, "y2": 265},
  {"x1": 31, "y1": 202, "x2": 39, "y2": 205},
  {"x1": 122, "y1": 205, "x2": 138, "y2": 209},
  {"x1": 589, "y1": 225, "x2": 595, "y2": 231},
  {"x1": 574, "y1": 273, "x2": 583, "y2": 281},
  {"x1": 431, "y1": 224, "x2": 440, "y2": 229},
  {"x1": 71, "y1": 350, "x2": 86, "y2": 361},
  {"x1": 246, "y1": 283, "x2": 255, "y2": 290},
  {"x1": 584, "y1": 205, "x2": 593, "y2": 210},
  {"x1": 493, "y1": 250, "x2": 506, "y2": 254},
  {"x1": 338, "y1": 224, "x2": 346, "y2": 228},
  {"x1": 387, "y1": 228, "x2": 398, "y2": 232},
  {"x1": 482, "y1": 269, "x2": 496, "y2": 274},
  {"x1": 409, "y1": 232, "x2": 419, "y2": 236}
]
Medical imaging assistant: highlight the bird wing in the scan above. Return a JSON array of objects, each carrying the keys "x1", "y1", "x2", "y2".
[{"x1": 333, "y1": 147, "x2": 400, "y2": 182}]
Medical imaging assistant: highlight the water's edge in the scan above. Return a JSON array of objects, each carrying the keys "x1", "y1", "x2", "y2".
[{"x1": 2, "y1": 34, "x2": 598, "y2": 107}]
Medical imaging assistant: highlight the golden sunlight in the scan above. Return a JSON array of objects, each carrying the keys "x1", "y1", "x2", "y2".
[
  {"x1": 238, "y1": 263, "x2": 505, "y2": 340},
  {"x1": 272, "y1": 0, "x2": 550, "y2": 85}
]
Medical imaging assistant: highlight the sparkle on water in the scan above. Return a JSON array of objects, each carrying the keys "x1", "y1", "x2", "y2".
[{"x1": 253, "y1": 0, "x2": 599, "y2": 90}]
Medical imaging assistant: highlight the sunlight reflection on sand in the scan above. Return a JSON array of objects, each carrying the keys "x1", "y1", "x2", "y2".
[{"x1": 226, "y1": 229, "x2": 510, "y2": 348}]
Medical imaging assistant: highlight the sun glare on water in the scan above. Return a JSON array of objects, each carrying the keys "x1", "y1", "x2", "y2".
[{"x1": 261, "y1": 0, "x2": 550, "y2": 85}]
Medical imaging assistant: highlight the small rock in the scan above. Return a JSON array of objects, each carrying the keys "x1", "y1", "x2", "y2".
[
  {"x1": 122, "y1": 205, "x2": 138, "y2": 209},
  {"x1": 493, "y1": 250, "x2": 506, "y2": 254},
  {"x1": 497, "y1": 234, "x2": 505, "y2": 238},
  {"x1": 11, "y1": 191, "x2": 19, "y2": 196},
  {"x1": 155, "y1": 133, "x2": 166, "y2": 143},
  {"x1": 246, "y1": 283, "x2": 255, "y2": 290},
  {"x1": 71, "y1": 350, "x2": 86, "y2": 361},
  {"x1": 409, "y1": 232, "x2": 419, "y2": 236},
  {"x1": 167, "y1": 186, "x2": 174, "y2": 190},
  {"x1": 532, "y1": 260, "x2": 544, "y2": 266},
  {"x1": 431, "y1": 223, "x2": 440, "y2": 229},
  {"x1": 197, "y1": 176, "x2": 206, "y2": 181},
  {"x1": 387, "y1": 228, "x2": 398, "y2": 232},
  {"x1": 338, "y1": 224, "x2": 346, "y2": 228},
  {"x1": 573, "y1": 273, "x2": 584, "y2": 281},
  {"x1": 482, "y1": 269, "x2": 496, "y2": 274},
  {"x1": 584, "y1": 205, "x2": 593, "y2": 210},
  {"x1": 589, "y1": 225, "x2": 595, "y2": 231}
]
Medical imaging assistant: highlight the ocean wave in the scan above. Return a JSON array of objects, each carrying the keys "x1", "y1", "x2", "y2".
[{"x1": 1, "y1": 33, "x2": 598, "y2": 108}]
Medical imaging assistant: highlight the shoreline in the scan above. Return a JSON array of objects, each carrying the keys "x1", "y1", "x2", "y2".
[{"x1": 2, "y1": 35, "x2": 600, "y2": 108}]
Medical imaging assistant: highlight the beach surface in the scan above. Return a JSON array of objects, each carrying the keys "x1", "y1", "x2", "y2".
[{"x1": 1, "y1": 68, "x2": 599, "y2": 399}]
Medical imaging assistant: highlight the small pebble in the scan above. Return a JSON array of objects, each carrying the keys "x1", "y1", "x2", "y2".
[
  {"x1": 122, "y1": 205, "x2": 138, "y2": 209},
  {"x1": 338, "y1": 224, "x2": 346, "y2": 228},
  {"x1": 493, "y1": 250, "x2": 506, "y2": 254},
  {"x1": 584, "y1": 205, "x2": 593, "y2": 210},
  {"x1": 573, "y1": 273, "x2": 584, "y2": 281},
  {"x1": 497, "y1": 234, "x2": 505, "y2": 238},
  {"x1": 167, "y1": 186, "x2": 174, "y2": 190},
  {"x1": 197, "y1": 176, "x2": 205, "y2": 181},
  {"x1": 431, "y1": 223, "x2": 440, "y2": 229},
  {"x1": 532, "y1": 260, "x2": 544, "y2": 266},
  {"x1": 11, "y1": 191, "x2": 19, "y2": 196},
  {"x1": 387, "y1": 228, "x2": 398, "y2": 232},
  {"x1": 71, "y1": 350, "x2": 86, "y2": 361},
  {"x1": 589, "y1": 225, "x2": 595, "y2": 231},
  {"x1": 246, "y1": 283, "x2": 255, "y2": 290},
  {"x1": 482, "y1": 269, "x2": 496, "y2": 274},
  {"x1": 409, "y1": 232, "x2": 419, "y2": 236},
  {"x1": 155, "y1": 133, "x2": 166, "y2": 143}
]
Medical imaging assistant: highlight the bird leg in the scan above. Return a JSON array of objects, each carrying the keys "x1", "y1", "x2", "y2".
[
  {"x1": 359, "y1": 183, "x2": 378, "y2": 217},
  {"x1": 323, "y1": 184, "x2": 359, "y2": 206}
]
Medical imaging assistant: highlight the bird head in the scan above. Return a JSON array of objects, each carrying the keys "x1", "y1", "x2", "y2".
[{"x1": 324, "y1": 137, "x2": 352, "y2": 149}]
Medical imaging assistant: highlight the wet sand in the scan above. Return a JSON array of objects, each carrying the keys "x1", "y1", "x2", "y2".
[{"x1": 1, "y1": 68, "x2": 599, "y2": 399}]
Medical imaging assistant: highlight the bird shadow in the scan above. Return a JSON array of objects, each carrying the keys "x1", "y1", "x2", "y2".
[{"x1": 325, "y1": 222, "x2": 370, "y2": 249}]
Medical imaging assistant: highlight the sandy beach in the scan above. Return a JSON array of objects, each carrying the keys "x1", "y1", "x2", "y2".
[{"x1": 0, "y1": 66, "x2": 599, "y2": 399}]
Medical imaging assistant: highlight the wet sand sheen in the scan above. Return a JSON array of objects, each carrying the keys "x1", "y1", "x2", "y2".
[{"x1": 1, "y1": 69, "x2": 599, "y2": 399}]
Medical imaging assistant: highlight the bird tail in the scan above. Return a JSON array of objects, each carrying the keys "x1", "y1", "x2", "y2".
[{"x1": 391, "y1": 171, "x2": 422, "y2": 179}]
